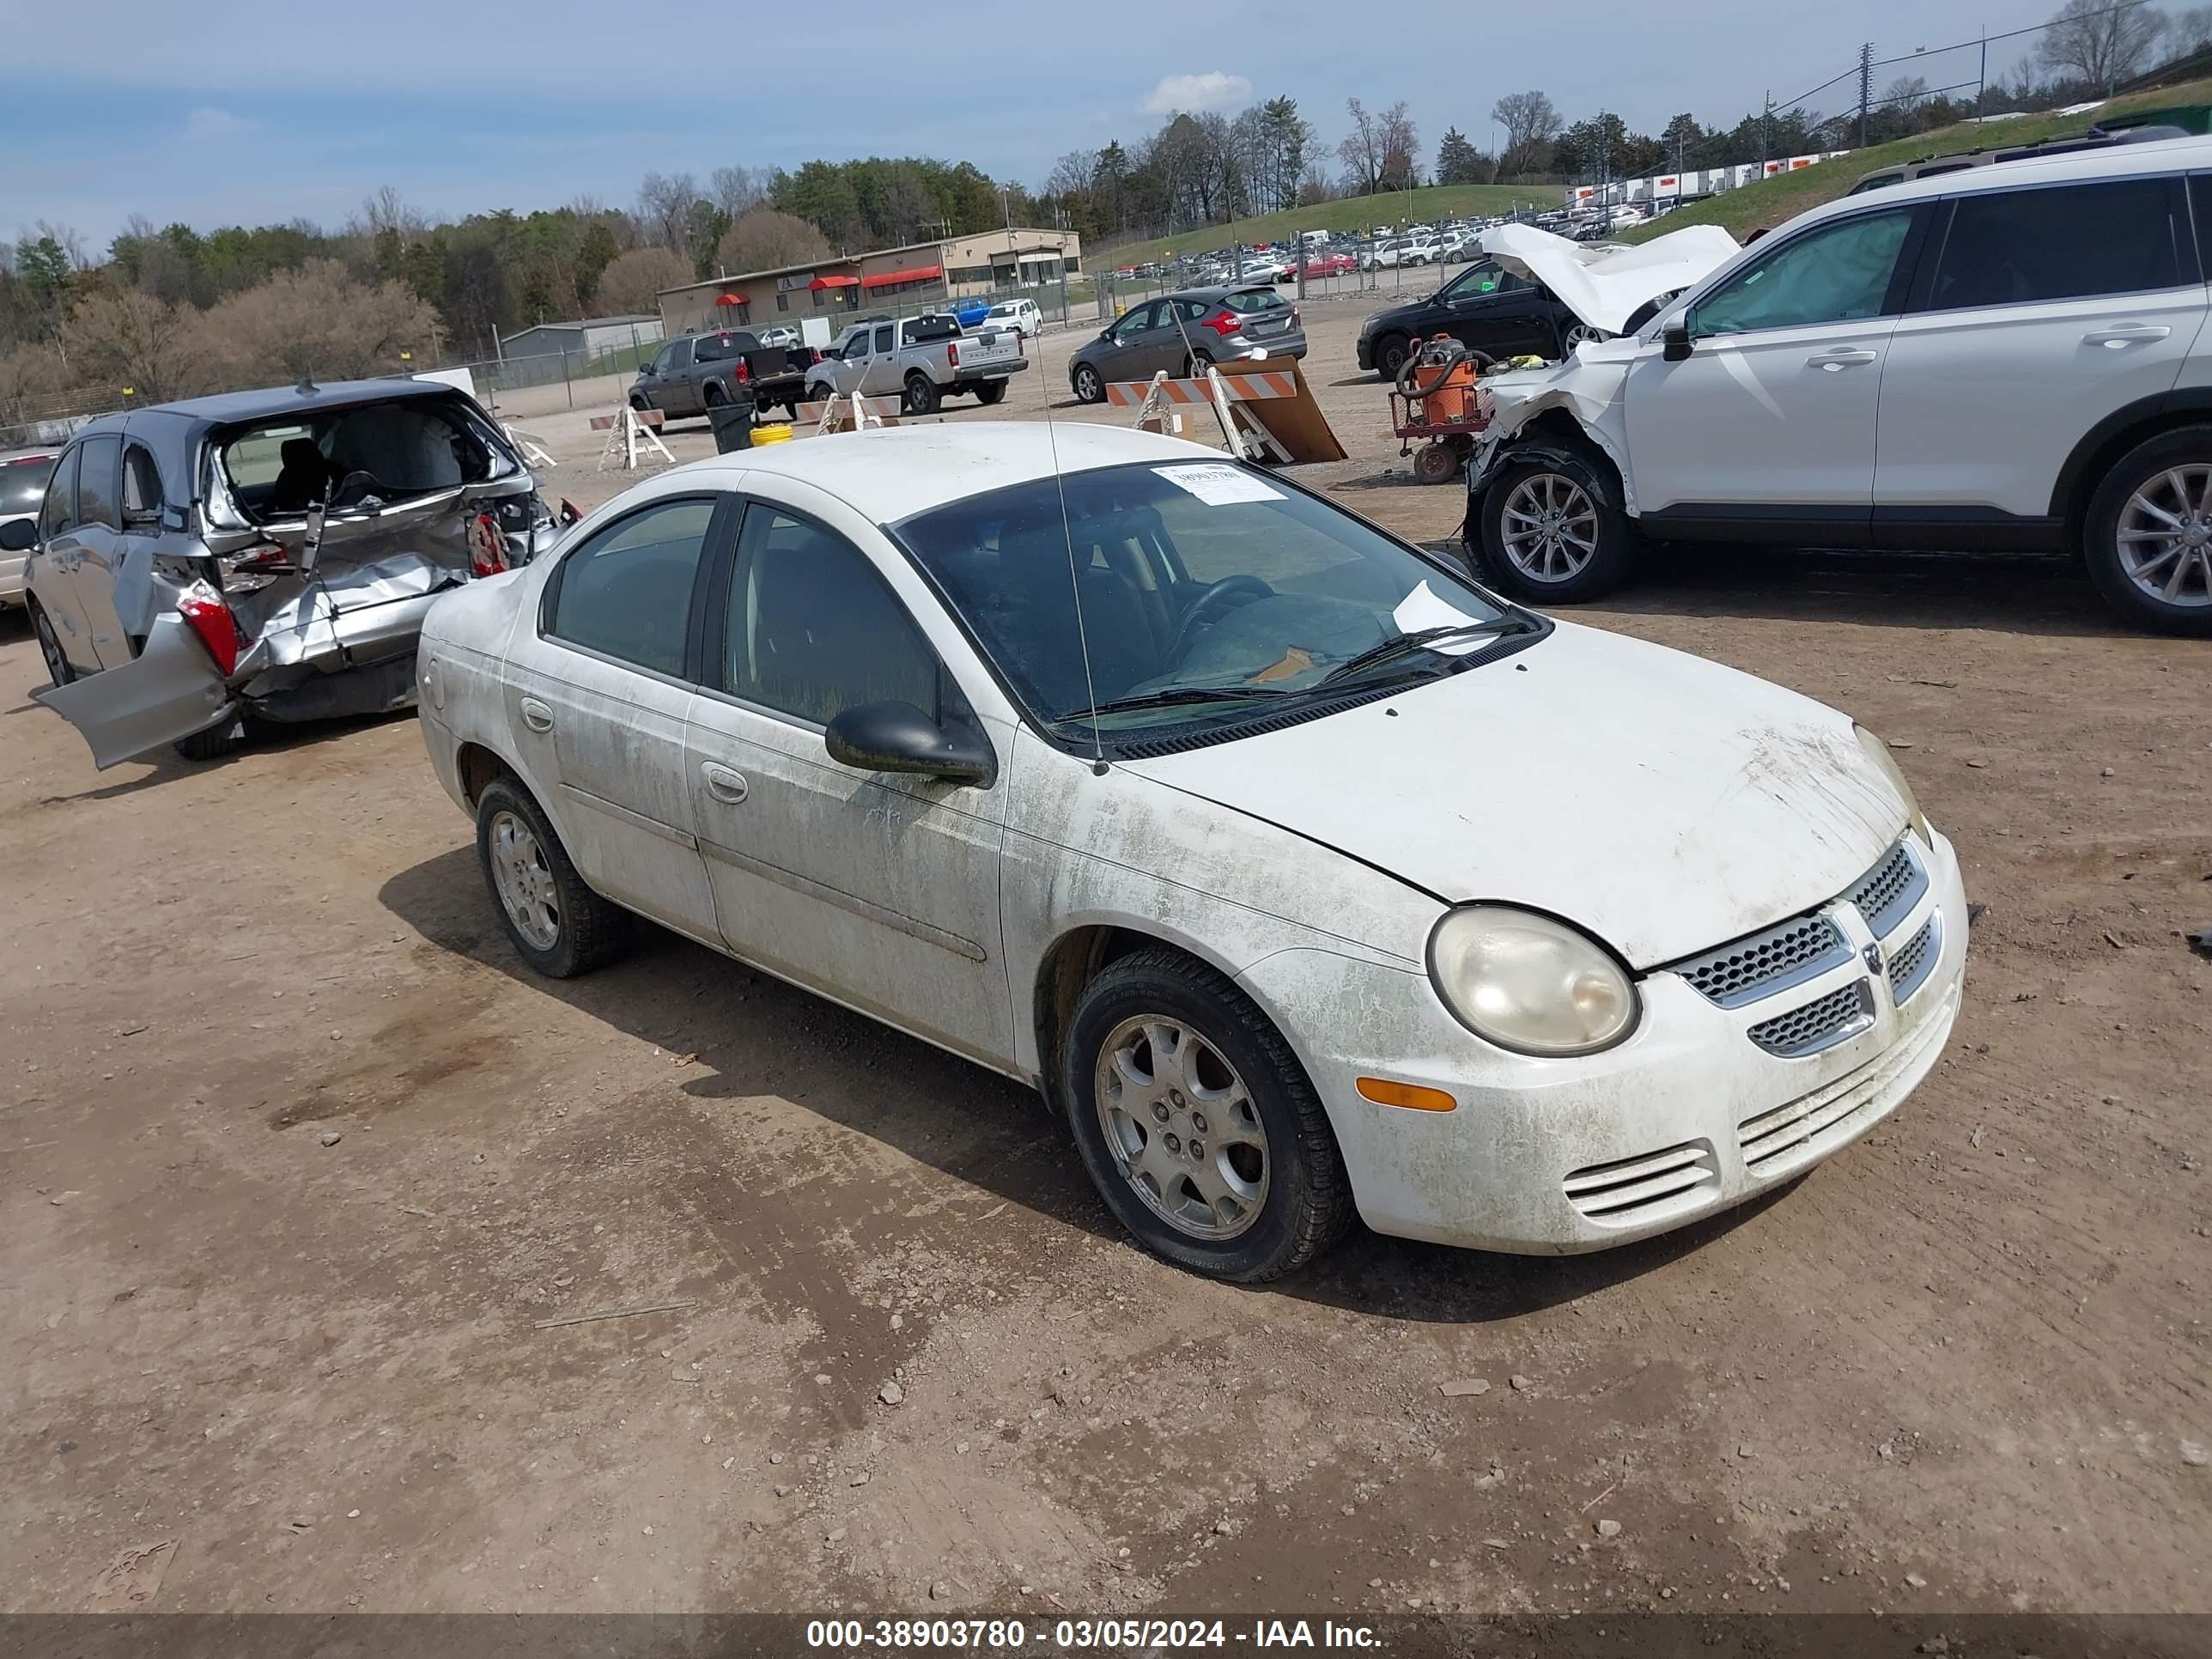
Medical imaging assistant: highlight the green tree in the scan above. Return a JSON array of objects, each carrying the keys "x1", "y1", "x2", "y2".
[{"x1": 1434, "y1": 126, "x2": 1489, "y2": 185}]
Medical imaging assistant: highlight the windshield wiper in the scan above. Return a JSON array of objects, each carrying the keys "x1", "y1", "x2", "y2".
[
  {"x1": 1056, "y1": 684, "x2": 1292, "y2": 724},
  {"x1": 1317, "y1": 619, "x2": 1534, "y2": 687}
]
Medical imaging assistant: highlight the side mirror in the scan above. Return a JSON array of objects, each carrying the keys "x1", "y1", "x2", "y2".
[
  {"x1": 1662, "y1": 325, "x2": 1693, "y2": 362},
  {"x1": 824, "y1": 701, "x2": 995, "y2": 787},
  {"x1": 0, "y1": 517, "x2": 37, "y2": 552}
]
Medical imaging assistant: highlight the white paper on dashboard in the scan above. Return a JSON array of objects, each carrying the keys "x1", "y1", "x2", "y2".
[
  {"x1": 1390, "y1": 580, "x2": 1491, "y2": 653},
  {"x1": 1152, "y1": 463, "x2": 1287, "y2": 505}
]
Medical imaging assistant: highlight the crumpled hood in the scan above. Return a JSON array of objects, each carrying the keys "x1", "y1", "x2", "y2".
[
  {"x1": 1479, "y1": 223, "x2": 1740, "y2": 334},
  {"x1": 1120, "y1": 622, "x2": 1909, "y2": 968}
]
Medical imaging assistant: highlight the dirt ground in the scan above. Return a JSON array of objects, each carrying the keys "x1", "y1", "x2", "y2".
[{"x1": 3, "y1": 300, "x2": 2209, "y2": 1629}]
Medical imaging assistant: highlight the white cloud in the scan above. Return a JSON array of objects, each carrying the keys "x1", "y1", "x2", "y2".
[
  {"x1": 180, "y1": 106, "x2": 249, "y2": 141},
  {"x1": 1139, "y1": 71, "x2": 1252, "y2": 116}
]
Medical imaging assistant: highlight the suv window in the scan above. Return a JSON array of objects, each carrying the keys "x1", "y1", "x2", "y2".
[
  {"x1": 1692, "y1": 208, "x2": 1913, "y2": 337},
  {"x1": 724, "y1": 507, "x2": 939, "y2": 725},
  {"x1": 76, "y1": 435, "x2": 122, "y2": 532},
  {"x1": 40, "y1": 447, "x2": 80, "y2": 538},
  {"x1": 122, "y1": 445, "x2": 163, "y2": 521},
  {"x1": 1928, "y1": 179, "x2": 2184, "y2": 311},
  {"x1": 546, "y1": 496, "x2": 715, "y2": 678},
  {"x1": 2, "y1": 453, "x2": 56, "y2": 516}
]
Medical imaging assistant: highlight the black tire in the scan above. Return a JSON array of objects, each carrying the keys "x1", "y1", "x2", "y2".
[
  {"x1": 1071, "y1": 362, "x2": 1105, "y2": 404},
  {"x1": 28, "y1": 598, "x2": 75, "y2": 688},
  {"x1": 1059, "y1": 946, "x2": 1352, "y2": 1283},
  {"x1": 1372, "y1": 333, "x2": 1411, "y2": 381},
  {"x1": 474, "y1": 775, "x2": 629, "y2": 978},
  {"x1": 629, "y1": 394, "x2": 651, "y2": 413},
  {"x1": 2081, "y1": 424, "x2": 2212, "y2": 635},
  {"x1": 1180, "y1": 349, "x2": 1214, "y2": 380},
  {"x1": 902, "y1": 373, "x2": 940, "y2": 416},
  {"x1": 975, "y1": 378, "x2": 1008, "y2": 406},
  {"x1": 172, "y1": 704, "x2": 251, "y2": 760},
  {"x1": 1474, "y1": 452, "x2": 1638, "y2": 605}
]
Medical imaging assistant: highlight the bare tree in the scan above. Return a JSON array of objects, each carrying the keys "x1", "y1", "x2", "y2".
[
  {"x1": 1296, "y1": 161, "x2": 1338, "y2": 205},
  {"x1": 1339, "y1": 97, "x2": 1383, "y2": 194},
  {"x1": 1492, "y1": 90, "x2": 1565, "y2": 178},
  {"x1": 709, "y1": 167, "x2": 767, "y2": 218},
  {"x1": 636, "y1": 172, "x2": 701, "y2": 250},
  {"x1": 714, "y1": 209, "x2": 832, "y2": 276},
  {"x1": 1377, "y1": 101, "x2": 1421, "y2": 189},
  {"x1": 2175, "y1": 2, "x2": 2212, "y2": 48},
  {"x1": 1047, "y1": 149, "x2": 1098, "y2": 201},
  {"x1": 2037, "y1": 0, "x2": 2168, "y2": 88},
  {"x1": 595, "y1": 246, "x2": 692, "y2": 315},
  {"x1": 198, "y1": 260, "x2": 434, "y2": 384},
  {"x1": 61, "y1": 286, "x2": 212, "y2": 401}
]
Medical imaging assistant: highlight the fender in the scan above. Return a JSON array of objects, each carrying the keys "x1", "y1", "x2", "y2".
[{"x1": 2048, "y1": 388, "x2": 2212, "y2": 523}]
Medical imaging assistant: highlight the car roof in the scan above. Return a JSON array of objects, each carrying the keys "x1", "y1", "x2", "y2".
[
  {"x1": 1795, "y1": 131, "x2": 2212, "y2": 224},
  {"x1": 672, "y1": 420, "x2": 1215, "y2": 523},
  {"x1": 111, "y1": 377, "x2": 465, "y2": 428}
]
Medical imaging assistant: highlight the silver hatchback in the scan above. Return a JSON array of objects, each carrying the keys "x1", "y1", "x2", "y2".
[{"x1": 1067, "y1": 286, "x2": 1307, "y2": 404}]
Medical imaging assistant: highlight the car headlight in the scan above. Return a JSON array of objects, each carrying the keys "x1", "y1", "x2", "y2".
[
  {"x1": 1853, "y1": 724, "x2": 1930, "y2": 843},
  {"x1": 1427, "y1": 905, "x2": 1640, "y2": 1057}
]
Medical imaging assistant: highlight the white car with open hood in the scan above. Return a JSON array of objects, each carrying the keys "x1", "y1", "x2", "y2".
[
  {"x1": 1467, "y1": 138, "x2": 2212, "y2": 634},
  {"x1": 416, "y1": 422, "x2": 1968, "y2": 1281}
]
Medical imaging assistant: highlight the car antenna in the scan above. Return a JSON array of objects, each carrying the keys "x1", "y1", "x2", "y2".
[
  {"x1": 295, "y1": 371, "x2": 317, "y2": 395},
  {"x1": 1034, "y1": 294, "x2": 1106, "y2": 775}
]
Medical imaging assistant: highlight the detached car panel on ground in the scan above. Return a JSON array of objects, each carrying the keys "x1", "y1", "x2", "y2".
[
  {"x1": 17, "y1": 378, "x2": 550, "y2": 768},
  {"x1": 416, "y1": 422, "x2": 1966, "y2": 1282}
]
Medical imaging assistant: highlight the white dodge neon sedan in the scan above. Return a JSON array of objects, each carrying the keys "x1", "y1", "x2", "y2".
[{"x1": 416, "y1": 422, "x2": 1967, "y2": 1281}]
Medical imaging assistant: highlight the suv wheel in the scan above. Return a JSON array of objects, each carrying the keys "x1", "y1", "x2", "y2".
[
  {"x1": 2084, "y1": 426, "x2": 2212, "y2": 635},
  {"x1": 1474, "y1": 454, "x2": 1638, "y2": 605},
  {"x1": 1372, "y1": 334, "x2": 1411, "y2": 380}
]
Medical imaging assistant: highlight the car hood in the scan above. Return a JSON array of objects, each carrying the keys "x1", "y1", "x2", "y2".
[
  {"x1": 1478, "y1": 223, "x2": 1740, "y2": 333},
  {"x1": 1118, "y1": 623, "x2": 1908, "y2": 968}
]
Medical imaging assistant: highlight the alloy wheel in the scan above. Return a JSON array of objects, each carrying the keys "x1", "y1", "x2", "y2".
[
  {"x1": 489, "y1": 810, "x2": 561, "y2": 950},
  {"x1": 1093, "y1": 1015, "x2": 1269, "y2": 1241},
  {"x1": 1499, "y1": 471, "x2": 1601, "y2": 583},
  {"x1": 2117, "y1": 465, "x2": 2212, "y2": 609}
]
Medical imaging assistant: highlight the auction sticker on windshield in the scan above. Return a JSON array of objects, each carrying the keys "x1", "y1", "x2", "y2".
[{"x1": 1152, "y1": 463, "x2": 1285, "y2": 506}]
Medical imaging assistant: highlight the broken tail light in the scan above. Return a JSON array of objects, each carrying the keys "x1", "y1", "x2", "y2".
[
  {"x1": 178, "y1": 582, "x2": 243, "y2": 676},
  {"x1": 1201, "y1": 309, "x2": 1241, "y2": 337},
  {"x1": 218, "y1": 540, "x2": 292, "y2": 594},
  {"x1": 469, "y1": 512, "x2": 508, "y2": 579}
]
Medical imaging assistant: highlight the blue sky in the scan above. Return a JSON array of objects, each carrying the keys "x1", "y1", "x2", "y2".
[{"x1": 3, "y1": 0, "x2": 2051, "y2": 248}]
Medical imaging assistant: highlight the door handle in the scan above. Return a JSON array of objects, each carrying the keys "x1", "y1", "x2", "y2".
[
  {"x1": 700, "y1": 761, "x2": 749, "y2": 805},
  {"x1": 1807, "y1": 348, "x2": 1878, "y2": 370},
  {"x1": 518, "y1": 696, "x2": 554, "y2": 733},
  {"x1": 2083, "y1": 325, "x2": 2171, "y2": 348}
]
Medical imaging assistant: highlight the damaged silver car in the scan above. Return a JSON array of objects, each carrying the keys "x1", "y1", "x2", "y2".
[{"x1": 2, "y1": 379, "x2": 556, "y2": 767}]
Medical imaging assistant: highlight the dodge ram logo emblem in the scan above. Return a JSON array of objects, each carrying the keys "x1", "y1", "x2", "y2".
[{"x1": 1863, "y1": 942, "x2": 1886, "y2": 976}]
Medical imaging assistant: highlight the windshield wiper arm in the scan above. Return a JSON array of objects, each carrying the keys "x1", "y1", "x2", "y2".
[
  {"x1": 1056, "y1": 684, "x2": 1292, "y2": 723},
  {"x1": 1318, "y1": 619, "x2": 1533, "y2": 686}
]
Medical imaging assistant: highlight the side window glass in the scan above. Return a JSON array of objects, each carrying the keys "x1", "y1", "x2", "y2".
[
  {"x1": 122, "y1": 446, "x2": 164, "y2": 520},
  {"x1": 546, "y1": 497, "x2": 715, "y2": 678},
  {"x1": 76, "y1": 434, "x2": 121, "y2": 532},
  {"x1": 873, "y1": 325, "x2": 894, "y2": 353},
  {"x1": 1114, "y1": 302, "x2": 1154, "y2": 339},
  {"x1": 40, "y1": 447, "x2": 80, "y2": 538},
  {"x1": 1930, "y1": 179, "x2": 2183, "y2": 311},
  {"x1": 1692, "y1": 209, "x2": 1912, "y2": 337},
  {"x1": 725, "y1": 508, "x2": 939, "y2": 726}
]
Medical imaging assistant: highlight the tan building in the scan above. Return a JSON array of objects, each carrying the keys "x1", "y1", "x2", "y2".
[{"x1": 656, "y1": 228, "x2": 1082, "y2": 338}]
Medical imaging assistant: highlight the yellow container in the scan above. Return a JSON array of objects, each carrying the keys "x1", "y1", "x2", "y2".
[{"x1": 750, "y1": 423, "x2": 793, "y2": 446}]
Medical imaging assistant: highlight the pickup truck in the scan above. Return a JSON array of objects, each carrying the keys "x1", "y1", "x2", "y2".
[
  {"x1": 628, "y1": 330, "x2": 821, "y2": 422},
  {"x1": 804, "y1": 312, "x2": 1028, "y2": 415}
]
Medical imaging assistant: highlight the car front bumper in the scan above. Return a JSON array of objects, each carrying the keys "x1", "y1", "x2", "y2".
[{"x1": 1236, "y1": 829, "x2": 1969, "y2": 1254}]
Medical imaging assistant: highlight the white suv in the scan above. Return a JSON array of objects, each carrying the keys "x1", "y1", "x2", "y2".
[{"x1": 1466, "y1": 136, "x2": 2212, "y2": 634}]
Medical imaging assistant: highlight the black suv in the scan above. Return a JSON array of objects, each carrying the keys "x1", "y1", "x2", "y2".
[{"x1": 1355, "y1": 260, "x2": 1583, "y2": 380}]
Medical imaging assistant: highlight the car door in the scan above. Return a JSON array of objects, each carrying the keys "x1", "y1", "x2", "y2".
[
  {"x1": 638, "y1": 341, "x2": 682, "y2": 412},
  {"x1": 1874, "y1": 173, "x2": 2204, "y2": 533},
  {"x1": 682, "y1": 490, "x2": 1014, "y2": 1066},
  {"x1": 65, "y1": 434, "x2": 134, "y2": 668},
  {"x1": 28, "y1": 444, "x2": 91, "y2": 661},
  {"x1": 1623, "y1": 202, "x2": 1925, "y2": 529},
  {"x1": 662, "y1": 339, "x2": 701, "y2": 416},
  {"x1": 860, "y1": 324, "x2": 901, "y2": 395},
  {"x1": 502, "y1": 492, "x2": 728, "y2": 937}
]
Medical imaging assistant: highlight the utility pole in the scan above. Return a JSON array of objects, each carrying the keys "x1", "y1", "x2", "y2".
[
  {"x1": 1978, "y1": 29, "x2": 1988, "y2": 118},
  {"x1": 1760, "y1": 92, "x2": 1773, "y2": 171},
  {"x1": 1857, "y1": 41, "x2": 1875, "y2": 149}
]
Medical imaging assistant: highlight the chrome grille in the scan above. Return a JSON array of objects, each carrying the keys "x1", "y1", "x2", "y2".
[
  {"x1": 1887, "y1": 915, "x2": 1941, "y2": 1006},
  {"x1": 1563, "y1": 1139, "x2": 1720, "y2": 1225},
  {"x1": 1674, "y1": 915, "x2": 1851, "y2": 1009},
  {"x1": 1748, "y1": 981, "x2": 1875, "y2": 1059},
  {"x1": 1847, "y1": 840, "x2": 1927, "y2": 939}
]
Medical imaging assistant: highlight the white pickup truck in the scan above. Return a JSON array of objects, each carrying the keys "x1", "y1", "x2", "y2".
[{"x1": 805, "y1": 312, "x2": 1029, "y2": 414}]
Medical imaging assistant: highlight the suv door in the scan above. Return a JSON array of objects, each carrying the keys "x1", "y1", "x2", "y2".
[
  {"x1": 1873, "y1": 173, "x2": 2203, "y2": 535},
  {"x1": 1624, "y1": 203, "x2": 1923, "y2": 531},
  {"x1": 505, "y1": 493, "x2": 728, "y2": 933},
  {"x1": 683, "y1": 495, "x2": 1012, "y2": 1065},
  {"x1": 28, "y1": 445, "x2": 89, "y2": 665},
  {"x1": 66, "y1": 434, "x2": 134, "y2": 667}
]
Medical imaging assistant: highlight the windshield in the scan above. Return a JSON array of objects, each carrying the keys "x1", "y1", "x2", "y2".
[
  {"x1": 2, "y1": 455, "x2": 56, "y2": 514},
  {"x1": 896, "y1": 461, "x2": 1522, "y2": 744}
]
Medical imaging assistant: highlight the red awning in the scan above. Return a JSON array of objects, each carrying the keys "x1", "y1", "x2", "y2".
[
  {"x1": 807, "y1": 273, "x2": 860, "y2": 290},
  {"x1": 714, "y1": 291, "x2": 748, "y2": 306},
  {"x1": 861, "y1": 264, "x2": 943, "y2": 289}
]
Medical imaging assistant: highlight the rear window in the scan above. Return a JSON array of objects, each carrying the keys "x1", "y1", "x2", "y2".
[
  {"x1": 218, "y1": 396, "x2": 509, "y2": 521},
  {"x1": 1, "y1": 455, "x2": 55, "y2": 515},
  {"x1": 1220, "y1": 289, "x2": 1287, "y2": 315},
  {"x1": 694, "y1": 331, "x2": 757, "y2": 362},
  {"x1": 902, "y1": 315, "x2": 962, "y2": 344}
]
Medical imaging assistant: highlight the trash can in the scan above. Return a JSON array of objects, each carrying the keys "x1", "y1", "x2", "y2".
[{"x1": 708, "y1": 401, "x2": 755, "y2": 453}]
